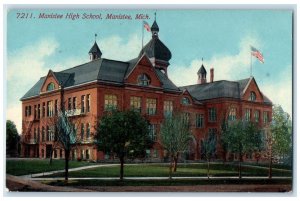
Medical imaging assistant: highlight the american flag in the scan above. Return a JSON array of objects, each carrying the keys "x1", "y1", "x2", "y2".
[
  {"x1": 251, "y1": 46, "x2": 264, "y2": 63},
  {"x1": 143, "y1": 21, "x2": 151, "y2": 32}
]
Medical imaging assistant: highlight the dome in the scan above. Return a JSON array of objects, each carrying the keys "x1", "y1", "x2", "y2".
[{"x1": 139, "y1": 37, "x2": 172, "y2": 62}]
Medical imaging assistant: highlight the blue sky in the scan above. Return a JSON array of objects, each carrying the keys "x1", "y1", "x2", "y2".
[{"x1": 6, "y1": 9, "x2": 293, "y2": 132}]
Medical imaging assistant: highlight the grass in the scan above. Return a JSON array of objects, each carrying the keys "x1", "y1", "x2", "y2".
[
  {"x1": 40, "y1": 163, "x2": 292, "y2": 178},
  {"x1": 6, "y1": 159, "x2": 94, "y2": 176},
  {"x1": 43, "y1": 178, "x2": 292, "y2": 187}
]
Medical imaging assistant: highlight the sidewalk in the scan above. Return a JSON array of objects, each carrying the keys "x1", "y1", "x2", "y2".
[
  {"x1": 20, "y1": 163, "x2": 120, "y2": 178},
  {"x1": 29, "y1": 176, "x2": 292, "y2": 181}
]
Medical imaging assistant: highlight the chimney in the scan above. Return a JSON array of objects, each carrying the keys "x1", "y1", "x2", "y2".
[{"x1": 210, "y1": 68, "x2": 214, "y2": 83}]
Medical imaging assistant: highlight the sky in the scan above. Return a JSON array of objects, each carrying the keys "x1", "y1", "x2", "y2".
[{"x1": 6, "y1": 9, "x2": 293, "y2": 133}]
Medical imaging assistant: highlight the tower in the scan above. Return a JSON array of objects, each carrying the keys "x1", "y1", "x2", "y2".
[
  {"x1": 139, "y1": 14, "x2": 172, "y2": 76},
  {"x1": 89, "y1": 34, "x2": 102, "y2": 61},
  {"x1": 197, "y1": 58, "x2": 207, "y2": 84}
]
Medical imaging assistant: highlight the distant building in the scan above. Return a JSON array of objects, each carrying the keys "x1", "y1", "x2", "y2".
[{"x1": 20, "y1": 19, "x2": 272, "y2": 161}]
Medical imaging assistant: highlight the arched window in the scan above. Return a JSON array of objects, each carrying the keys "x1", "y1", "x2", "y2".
[
  {"x1": 181, "y1": 97, "x2": 191, "y2": 105},
  {"x1": 249, "y1": 91, "x2": 256, "y2": 101},
  {"x1": 137, "y1": 74, "x2": 150, "y2": 86},
  {"x1": 47, "y1": 82, "x2": 55, "y2": 91}
]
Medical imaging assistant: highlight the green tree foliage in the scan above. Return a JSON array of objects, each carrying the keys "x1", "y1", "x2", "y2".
[
  {"x1": 271, "y1": 105, "x2": 292, "y2": 162},
  {"x1": 160, "y1": 112, "x2": 192, "y2": 178},
  {"x1": 201, "y1": 133, "x2": 217, "y2": 179},
  {"x1": 221, "y1": 120, "x2": 262, "y2": 179},
  {"x1": 265, "y1": 105, "x2": 292, "y2": 178},
  {"x1": 55, "y1": 111, "x2": 77, "y2": 181},
  {"x1": 6, "y1": 120, "x2": 20, "y2": 156},
  {"x1": 96, "y1": 109, "x2": 151, "y2": 180}
]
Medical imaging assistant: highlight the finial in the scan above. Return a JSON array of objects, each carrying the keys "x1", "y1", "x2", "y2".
[
  {"x1": 202, "y1": 57, "x2": 203, "y2": 64},
  {"x1": 154, "y1": 12, "x2": 156, "y2": 21},
  {"x1": 95, "y1": 33, "x2": 97, "y2": 42}
]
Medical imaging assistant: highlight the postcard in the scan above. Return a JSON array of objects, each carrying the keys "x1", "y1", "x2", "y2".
[{"x1": 5, "y1": 6, "x2": 293, "y2": 193}]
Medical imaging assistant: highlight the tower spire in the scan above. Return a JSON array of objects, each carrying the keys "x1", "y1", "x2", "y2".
[{"x1": 89, "y1": 33, "x2": 102, "y2": 61}]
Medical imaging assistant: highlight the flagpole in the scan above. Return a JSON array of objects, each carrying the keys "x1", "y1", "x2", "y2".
[
  {"x1": 142, "y1": 22, "x2": 144, "y2": 50},
  {"x1": 250, "y1": 51, "x2": 253, "y2": 77}
]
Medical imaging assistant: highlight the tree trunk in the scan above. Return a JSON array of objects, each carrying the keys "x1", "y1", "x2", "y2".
[
  {"x1": 120, "y1": 156, "x2": 124, "y2": 180},
  {"x1": 268, "y1": 152, "x2": 273, "y2": 179},
  {"x1": 239, "y1": 153, "x2": 242, "y2": 179},
  {"x1": 173, "y1": 153, "x2": 179, "y2": 172},
  {"x1": 169, "y1": 156, "x2": 173, "y2": 179},
  {"x1": 65, "y1": 149, "x2": 70, "y2": 181},
  {"x1": 207, "y1": 158, "x2": 210, "y2": 179}
]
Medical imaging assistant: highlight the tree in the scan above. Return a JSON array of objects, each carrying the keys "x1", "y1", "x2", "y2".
[
  {"x1": 265, "y1": 105, "x2": 292, "y2": 178},
  {"x1": 160, "y1": 112, "x2": 192, "y2": 178},
  {"x1": 221, "y1": 120, "x2": 262, "y2": 179},
  {"x1": 96, "y1": 109, "x2": 151, "y2": 180},
  {"x1": 55, "y1": 111, "x2": 78, "y2": 181},
  {"x1": 201, "y1": 132, "x2": 217, "y2": 179},
  {"x1": 6, "y1": 120, "x2": 20, "y2": 157}
]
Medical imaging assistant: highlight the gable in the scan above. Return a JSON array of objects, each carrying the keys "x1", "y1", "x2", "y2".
[
  {"x1": 241, "y1": 78, "x2": 264, "y2": 103},
  {"x1": 125, "y1": 54, "x2": 162, "y2": 88},
  {"x1": 40, "y1": 70, "x2": 60, "y2": 93}
]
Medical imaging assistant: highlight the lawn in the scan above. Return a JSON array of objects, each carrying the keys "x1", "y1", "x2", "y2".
[
  {"x1": 41, "y1": 163, "x2": 292, "y2": 178},
  {"x1": 6, "y1": 159, "x2": 94, "y2": 176}
]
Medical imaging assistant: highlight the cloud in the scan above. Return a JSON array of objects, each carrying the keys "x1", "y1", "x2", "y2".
[
  {"x1": 100, "y1": 33, "x2": 149, "y2": 61},
  {"x1": 6, "y1": 104, "x2": 22, "y2": 134},
  {"x1": 168, "y1": 35, "x2": 292, "y2": 116},
  {"x1": 169, "y1": 35, "x2": 261, "y2": 86},
  {"x1": 6, "y1": 38, "x2": 87, "y2": 133},
  {"x1": 259, "y1": 66, "x2": 292, "y2": 116}
]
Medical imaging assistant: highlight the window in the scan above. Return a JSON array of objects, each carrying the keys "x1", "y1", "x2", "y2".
[
  {"x1": 87, "y1": 94, "x2": 91, "y2": 112},
  {"x1": 263, "y1": 111, "x2": 269, "y2": 124},
  {"x1": 86, "y1": 123, "x2": 90, "y2": 139},
  {"x1": 42, "y1": 102, "x2": 45, "y2": 117},
  {"x1": 60, "y1": 149, "x2": 63, "y2": 158},
  {"x1": 146, "y1": 98, "x2": 157, "y2": 115},
  {"x1": 249, "y1": 91, "x2": 256, "y2": 101},
  {"x1": 34, "y1": 105, "x2": 37, "y2": 119},
  {"x1": 254, "y1": 110, "x2": 260, "y2": 122},
  {"x1": 47, "y1": 82, "x2": 55, "y2": 91},
  {"x1": 208, "y1": 128, "x2": 217, "y2": 136},
  {"x1": 42, "y1": 127, "x2": 45, "y2": 142},
  {"x1": 54, "y1": 150, "x2": 57, "y2": 158},
  {"x1": 81, "y1": 123, "x2": 84, "y2": 140},
  {"x1": 130, "y1": 96, "x2": 141, "y2": 112},
  {"x1": 208, "y1": 108, "x2": 217, "y2": 122},
  {"x1": 104, "y1": 94, "x2": 117, "y2": 110},
  {"x1": 245, "y1": 108, "x2": 251, "y2": 121},
  {"x1": 68, "y1": 98, "x2": 72, "y2": 111},
  {"x1": 164, "y1": 101, "x2": 173, "y2": 117},
  {"x1": 34, "y1": 128, "x2": 37, "y2": 142},
  {"x1": 55, "y1": 100, "x2": 58, "y2": 115},
  {"x1": 228, "y1": 107, "x2": 237, "y2": 121},
  {"x1": 47, "y1": 101, "x2": 54, "y2": 117},
  {"x1": 41, "y1": 149, "x2": 44, "y2": 158},
  {"x1": 196, "y1": 114, "x2": 204, "y2": 128},
  {"x1": 37, "y1": 127, "x2": 40, "y2": 142},
  {"x1": 153, "y1": 149, "x2": 158, "y2": 158},
  {"x1": 181, "y1": 97, "x2": 190, "y2": 105},
  {"x1": 25, "y1": 106, "x2": 27, "y2": 117},
  {"x1": 137, "y1": 73, "x2": 150, "y2": 86},
  {"x1": 28, "y1": 106, "x2": 31, "y2": 116},
  {"x1": 73, "y1": 97, "x2": 77, "y2": 110},
  {"x1": 38, "y1": 104, "x2": 40, "y2": 119},
  {"x1": 86, "y1": 150, "x2": 90, "y2": 160},
  {"x1": 148, "y1": 124, "x2": 157, "y2": 141},
  {"x1": 81, "y1": 95, "x2": 86, "y2": 113},
  {"x1": 47, "y1": 126, "x2": 54, "y2": 141},
  {"x1": 183, "y1": 112, "x2": 190, "y2": 122}
]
